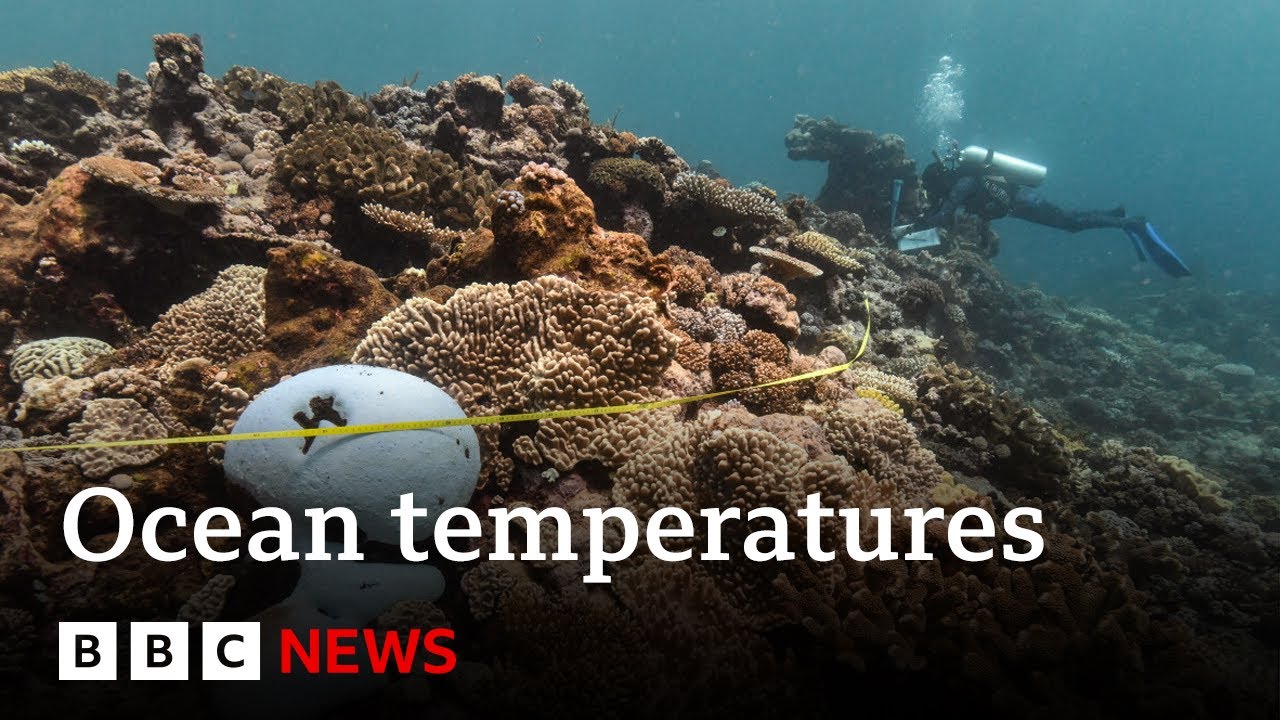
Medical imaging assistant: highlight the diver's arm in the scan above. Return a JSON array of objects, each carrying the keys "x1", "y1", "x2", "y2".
[{"x1": 903, "y1": 176, "x2": 973, "y2": 233}]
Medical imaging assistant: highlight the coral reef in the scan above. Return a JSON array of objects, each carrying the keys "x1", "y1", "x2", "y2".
[
  {"x1": 275, "y1": 120, "x2": 493, "y2": 227},
  {"x1": 786, "y1": 114, "x2": 921, "y2": 231},
  {"x1": 487, "y1": 161, "x2": 669, "y2": 295},
  {"x1": 0, "y1": 35, "x2": 1274, "y2": 720}
]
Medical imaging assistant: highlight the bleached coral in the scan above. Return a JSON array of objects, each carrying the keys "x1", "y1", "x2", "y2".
[
  {"x1": 136, "y1": 264, "x2": 266, "y2": 367},
  {"x1": 846, "y1": 365, "x2": 917, "y2": 407},
  {"x1": 9, "y1": 337, "x2": 113, "y2": 383},
  {"x1": 66, "y1": 398, "x2": 167, "y2": 479}
]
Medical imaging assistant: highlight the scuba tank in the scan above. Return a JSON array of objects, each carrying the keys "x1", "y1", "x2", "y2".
[{"x1": 958, "y1": 145, "x2": 1047, "y2": 186}]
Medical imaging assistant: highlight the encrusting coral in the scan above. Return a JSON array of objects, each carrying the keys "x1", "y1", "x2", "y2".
[
  {"x1": 488, "y1": 160, "x2": 670, "y2": 295},
  {"x1": 80, "y1": 155, "x2": 227, "y2": 213}
]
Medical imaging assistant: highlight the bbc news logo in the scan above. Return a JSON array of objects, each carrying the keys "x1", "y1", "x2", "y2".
[{"x1": 60, "y1": 622, "x2": 456, "y2": 680}]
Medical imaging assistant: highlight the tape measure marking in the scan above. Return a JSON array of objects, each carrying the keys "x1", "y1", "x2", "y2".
[{"x1": 1, "y1": 300, "x2": 871, "y2": 454}]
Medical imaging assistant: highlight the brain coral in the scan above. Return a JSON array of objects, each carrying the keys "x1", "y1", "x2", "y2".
[
  {"x1": 67, "y1": 397, "x2": 167, "y2": 479},
  {"x1": 352, "y1": 275, "x2": 681, "y2": 490},
  {"x1": 136, "y1": 264, "x2": 266, "y2": 367},
  {"x1": 351, "y1": 275, "x2": 680, "y2": 414},
  {"x1": 9, "y1": 336, "x2": 114, "y2": 383}
]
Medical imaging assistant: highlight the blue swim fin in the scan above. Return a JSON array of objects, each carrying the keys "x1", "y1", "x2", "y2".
[
  {"x1": 1124, "y1": 228, "x2": 1147, "y2": 262},
  {"x1": 1138, "y1": 222, "x2": 1192, "y2": 277}
]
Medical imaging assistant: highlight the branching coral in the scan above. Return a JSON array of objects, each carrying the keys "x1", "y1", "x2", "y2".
[
  {"x1": 359, "y1": 201, "x2": 460, "y2": 252},
  {"x1": 790, "y1": 230, "x2": 869, "y2": 274},
  {"x1": 671, "y1": 172, "x2": 788, "y2": 226}
]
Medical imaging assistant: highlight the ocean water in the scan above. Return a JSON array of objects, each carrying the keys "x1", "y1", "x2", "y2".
[{"x1": 6, "y1": 0, "x2": 1276, "y2": 299}]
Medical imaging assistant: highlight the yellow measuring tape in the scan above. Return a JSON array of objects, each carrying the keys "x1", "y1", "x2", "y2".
[{"x1": 1, "y1": 300, "x2": 871, "y2": 453}]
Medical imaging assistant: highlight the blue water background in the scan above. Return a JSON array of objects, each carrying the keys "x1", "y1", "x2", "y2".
[{"x1": 4, "y1": 0, "x2": 1276, "y2": 299}]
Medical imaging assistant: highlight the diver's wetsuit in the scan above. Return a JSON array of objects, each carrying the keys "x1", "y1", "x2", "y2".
[
  {"x1": 902, "y1": 159, "x2": 1192, "y2": 277},
  {"x1": 915, "y1": 174, "x2": 1133, "y2": 233}
]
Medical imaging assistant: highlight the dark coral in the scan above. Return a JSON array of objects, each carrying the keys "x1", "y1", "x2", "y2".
[
  {"x1": 708, "y1": 330, "x2": 806, "y2": 414},
  {"x1": 487, "y1": 161, "x2": 669, "y2": 296},
  {"x1": 914, "y1": 362, "x2": 1073, "y2": 497},
  {"x1": 275, "y1": 121, "x2": 494, "y2": 227},
  {"x1": 220, "y1": 66, "x2": 372, "y2": 135},
  {"x1": 0, "y1": 63, "x2": 115, "y2": 162},
  {"x1": 786, "y1": 114, "x2": 921, "y2": 232},
  {"x1": 585, "y1": 156, "x2": 667, "y2": 233}
]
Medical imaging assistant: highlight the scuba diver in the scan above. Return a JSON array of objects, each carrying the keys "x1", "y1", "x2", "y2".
[{"x1": 892, "y1": 142, "x2": 1192, "y2": 277}]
